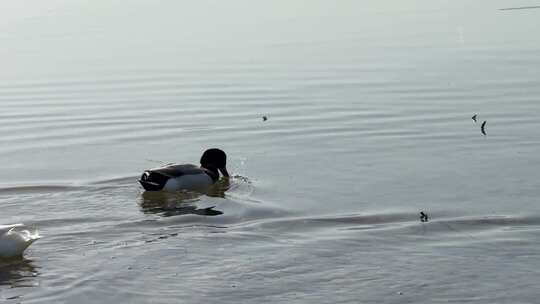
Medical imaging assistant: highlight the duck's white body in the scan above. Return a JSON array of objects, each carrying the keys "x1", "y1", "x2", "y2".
[
  {"x1": 139, "y1": 149, "x2": 229, "y2": 192},
  {"x1": 162, "y1": 169, "x2": 214, "y2": 192},
  {"x1": 0, "y1": 224, "x2": 39, "y2": 258},
  {"x1": 140, "y1": 164, "x2": 217, "y2": 192}
]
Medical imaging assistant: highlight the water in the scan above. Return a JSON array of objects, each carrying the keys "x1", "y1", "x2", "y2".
[{"x1": 1, "y1": 1, "x2": 540, "y2": 302}]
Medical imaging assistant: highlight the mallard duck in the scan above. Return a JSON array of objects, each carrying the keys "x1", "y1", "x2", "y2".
[
  {"x1": 139, "y1": 148, "x2": 229, "y2": 192},
  {"x1": 0, "y1": 224, "x2": 40, "y2": 258}
]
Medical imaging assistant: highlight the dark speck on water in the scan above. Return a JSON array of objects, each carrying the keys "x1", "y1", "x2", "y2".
[{"x1": 420, "y1": 211, "x2": 429, "y2": 222}]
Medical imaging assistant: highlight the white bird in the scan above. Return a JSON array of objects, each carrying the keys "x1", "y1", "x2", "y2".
[{"x1": 0, "y1": 224, "x2": 40, "y2": 258}]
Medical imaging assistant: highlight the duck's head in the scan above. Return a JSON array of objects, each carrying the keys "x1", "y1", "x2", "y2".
[{"x1": 200, "y1": 148, "x2": 229, "y2": 178}]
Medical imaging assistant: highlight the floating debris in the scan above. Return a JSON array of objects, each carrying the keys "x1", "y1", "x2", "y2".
[
  {"x1": 262, "y1": 116, "x2": 268, "y2": 121},
  {"x1": 481, "y1": 120, "x2": 487, "y2": 135},
  {"x1": 420, "y1": 211, "x2": 429, "y2": 222},
  {"x1": 471, "y1": 114, "x2": 477, "y2": 123}
]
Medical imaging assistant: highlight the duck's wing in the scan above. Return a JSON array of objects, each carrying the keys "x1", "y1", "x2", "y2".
[
  {"x1": 0, "y1": 224, "x2": 24, "y2": 235},
  {"x1": 148, "y1": 164, "x2": 204, "y2": 178}
]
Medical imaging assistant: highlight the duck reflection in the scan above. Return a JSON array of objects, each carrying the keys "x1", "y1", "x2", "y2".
[
  {"x1": 0, "y1": 258, "x2": 38, "y2": 288},
  {"x1": 139, "y1": 179, "x2": 229, "y2": 217}
]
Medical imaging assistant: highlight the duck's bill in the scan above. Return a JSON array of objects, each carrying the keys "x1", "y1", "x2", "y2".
[{"x1": 219, "y1": 167, "x2": 230, "y2": 178}]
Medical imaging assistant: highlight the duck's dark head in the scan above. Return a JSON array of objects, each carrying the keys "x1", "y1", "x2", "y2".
[{"x1": 200, "y1": 148, "x2": 229, "y2": 178}]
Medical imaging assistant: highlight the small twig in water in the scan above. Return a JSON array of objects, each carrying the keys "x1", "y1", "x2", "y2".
[
  {"x1": 145, "y1": 159, "x2": 166, "y2": 165},
  {"x1": 499, "y1": 6, "x2": 540, "y2": 11}
]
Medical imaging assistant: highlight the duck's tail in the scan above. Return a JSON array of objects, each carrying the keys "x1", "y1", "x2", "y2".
[{"x1": 139, "y1": 171, "x2": 167, "y2": 191}]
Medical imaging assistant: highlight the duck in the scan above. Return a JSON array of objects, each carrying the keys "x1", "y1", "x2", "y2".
[
  {"x1": 0, "y1": 224, "x2": 40, "y2": 258},
  {"x1": 139, "y1": 148, "x2": 230, "y2": 192}
]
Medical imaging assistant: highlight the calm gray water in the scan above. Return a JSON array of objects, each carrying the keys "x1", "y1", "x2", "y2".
[{"x1": 2, "y1": 1, "x2": 540, "y2": 303}]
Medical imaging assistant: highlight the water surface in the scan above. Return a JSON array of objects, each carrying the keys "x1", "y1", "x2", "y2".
[{"x1": 1, "y1": 1, "x2": 540, "y2": 303}]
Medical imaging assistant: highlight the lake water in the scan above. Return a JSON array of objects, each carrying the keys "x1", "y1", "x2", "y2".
[{"x1": 1, "y1": 1, "x2": 540, "y2": 303}]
